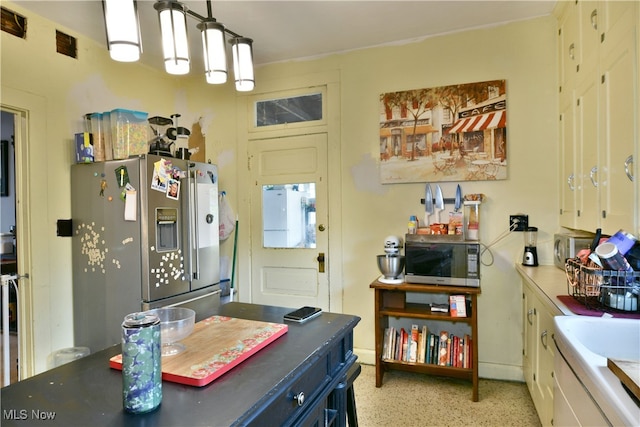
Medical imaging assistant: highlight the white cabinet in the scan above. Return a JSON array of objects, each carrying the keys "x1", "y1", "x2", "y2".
[
  {"x1": 575, "y1": 70, "x2": 599, "y2": 232},
  {"x1": 553, "y1": 347, "x2": 609, "y2": 427},
  {"x1": 522, "y1": 280, "x2": 561, "y2": 427},
  {"x1": 598, "y1": 12, "x2": 637, "y2": 233},
  {"x1": 556, "y1": 0, "x2": 638, "y2": 235}
]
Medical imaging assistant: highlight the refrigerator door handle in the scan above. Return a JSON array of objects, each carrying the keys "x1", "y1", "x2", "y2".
[{"x1": 191, "y1": 169, "x2": 200, "y2": 280}]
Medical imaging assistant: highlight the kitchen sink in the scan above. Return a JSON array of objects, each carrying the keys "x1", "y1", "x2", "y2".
[{"x1": 554, "y1": 316, "x2": 640, "y2": 426}]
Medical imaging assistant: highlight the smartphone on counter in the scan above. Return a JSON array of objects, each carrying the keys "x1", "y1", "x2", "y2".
[{"x1": 283, "y1": 306, "x2": 322, "y2": 323}]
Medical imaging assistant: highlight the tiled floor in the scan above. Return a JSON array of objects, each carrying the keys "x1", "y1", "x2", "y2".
[{"x1": 352, "y1": 364, "x2": 541, "y2": 426}]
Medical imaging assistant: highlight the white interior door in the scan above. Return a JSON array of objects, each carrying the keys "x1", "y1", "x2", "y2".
[{"x1": 249, "y1": 133, "x2": 329, "y2": 309}]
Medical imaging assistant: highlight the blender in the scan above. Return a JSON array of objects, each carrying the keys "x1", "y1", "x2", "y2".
[
  {"x1": 522, "y1": 227, "x2": 539, "y2": 266},
  {"x1": 148, "y1": 116, "x2": 175, "y2": 157}
]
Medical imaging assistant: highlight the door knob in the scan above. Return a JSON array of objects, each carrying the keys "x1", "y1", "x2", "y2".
[{"x1": 318, "y1": 224, "x2": 326, "y2": 232}]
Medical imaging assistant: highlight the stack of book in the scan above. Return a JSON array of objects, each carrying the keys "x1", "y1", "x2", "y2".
[{"x1": 381, "y1": 324, "x2": 472, "y2": 368}]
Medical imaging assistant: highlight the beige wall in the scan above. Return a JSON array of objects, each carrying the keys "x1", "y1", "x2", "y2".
[{"x1": 2, "y1": 1, "x2": 558, "y2": 381}]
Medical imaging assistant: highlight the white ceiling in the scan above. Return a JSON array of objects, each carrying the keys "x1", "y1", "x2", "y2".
[{"x1": 13, "y1": 1, "x2": 556, "y2": 73}]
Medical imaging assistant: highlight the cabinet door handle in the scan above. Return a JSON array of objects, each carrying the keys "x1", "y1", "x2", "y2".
[
  {"x1": 527, "y1": 309, "x2": 534, "y2": 325},
  {"x1": 569, "y1": 43, "x2": 575, "y2": 60},
  {"x1": 589, "y1": 166, "x2": 598, "y2": 187},
  {"x1": 567, "y1": 173, "x2": 575, "y2": 191},
  {"x1": 624, "y1": 155, "x2": 634, "y2": 182},
  {"x1": 541, "y1": 330, "x2": 548, "y2": 350},
  {"x1": 590, "y1": 9, "x2": 598, "y2": 30},
  {"x1": 293, "y1": 391, "x2": 305, "y2": 407}
]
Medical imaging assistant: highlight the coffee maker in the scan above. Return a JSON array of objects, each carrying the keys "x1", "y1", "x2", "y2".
[{"x1": 522, "y1": 227, "x2": 539, "y2": 266}]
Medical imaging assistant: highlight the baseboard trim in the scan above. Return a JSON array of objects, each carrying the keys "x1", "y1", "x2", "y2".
[
  {"x1": 479, "y1": 362, "x2": 525, "y2": 382},
  {"x1": 355, "y1": 348, "x2": 376, "y2": 366}
]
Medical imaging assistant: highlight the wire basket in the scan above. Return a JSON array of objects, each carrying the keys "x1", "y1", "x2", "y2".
[{"x1": 565, "y1": 258, "x2": 640, "y2": 312}]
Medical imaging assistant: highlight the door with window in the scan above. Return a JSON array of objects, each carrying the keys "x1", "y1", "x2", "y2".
[{"x1": 249, "y1": 132, "x2": 329, "y2": 309}]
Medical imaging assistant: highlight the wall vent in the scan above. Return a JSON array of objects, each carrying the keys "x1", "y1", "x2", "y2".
[
  {"x1": 56, "y1": 30, "x2": 77, "y2": 59},
  {"x1": 1, "y1": 7, "x2": 27, "y2": 39}
]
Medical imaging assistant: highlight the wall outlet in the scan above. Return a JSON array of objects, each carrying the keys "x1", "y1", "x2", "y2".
[{"x1": 509, "y1": 214, "x2": 528, "y2": 231}]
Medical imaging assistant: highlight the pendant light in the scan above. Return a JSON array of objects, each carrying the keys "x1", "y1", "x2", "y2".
[
  {"x1": 154, "y1": 1, "x2": 190, "y2": 75},
  {"x1": 105, "y1": 0, "x2": 255, "y2": 90},
  {"x1": 231, "y1": 37, "x2": 255, "y2": 92},
  {"x1": 102, "y1": 0, "x2": 142, "y2": 62},
  {"x1": 198, "y1": 20, "x2": 227, "y2": 84}
]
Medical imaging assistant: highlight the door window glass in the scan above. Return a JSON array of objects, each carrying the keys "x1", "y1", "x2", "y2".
[{"x1": 262, "y1": 183, "x2": 316, "y2": 248}]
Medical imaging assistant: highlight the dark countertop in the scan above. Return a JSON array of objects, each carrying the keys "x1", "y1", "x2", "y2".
[{"x1": 0, "y1": 302, "x2": 360, "y2": 426}]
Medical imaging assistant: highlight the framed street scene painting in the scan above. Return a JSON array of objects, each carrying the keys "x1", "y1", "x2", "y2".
[{"x1": 379, "y1": 80, "x2": 507, "y2": 184}]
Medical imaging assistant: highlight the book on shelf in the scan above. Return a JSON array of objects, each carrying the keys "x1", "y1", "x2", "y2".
[
  {"x1": 418, "y1": 325, "x2": 428, "y2": 363},
  {"x1": 382, "y1": 327, "x2": 395, "y2": 360},
  {"x1": 438, "y1": 331, "x2": 449, "y2": 366},
  {"x1": 409, "y1": 324, "x2": 419, "y2": 363},
  {"x1": 449, "y1": 295, "x2": 467, "y2": 317},
  {"x1": 451, "y1": 335, "x2": 458, "y2": 367},
  {"x1": 463, "y1": 334, "x2": 468, "y2": 368},
  {"x1": 400, "y1": 328, "x2": 408, "y2": 361},
  {"x1": 431, "y1": 333, "x2": 438, "y2": 365},
  {"x1": 382, "y1": 328, "x2": 390, "y2": 360}
]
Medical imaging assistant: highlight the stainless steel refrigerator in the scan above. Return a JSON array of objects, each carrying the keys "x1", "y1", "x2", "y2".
[{"x1": 71, "y1": 154, "x2": 220, "y2": 352}]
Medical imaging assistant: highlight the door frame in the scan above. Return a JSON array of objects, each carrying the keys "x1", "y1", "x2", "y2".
[
  {"x1": 1, "y1": 86, "x2": 45, "y2": 379},
  {"x1": 236, "y1": 70, "x2": 342, "y2": 312}
]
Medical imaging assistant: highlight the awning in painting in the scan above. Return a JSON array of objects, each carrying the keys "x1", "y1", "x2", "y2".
[{"x1": 447, "y1": 110, "x2": 506, "y2": 134}]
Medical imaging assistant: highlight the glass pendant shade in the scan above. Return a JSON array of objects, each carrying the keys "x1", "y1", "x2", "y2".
[
  {"x1": 103, "y1": 0, "x2": 142, "y2": 62},
  {"x1": 106, "y1": 0, "x2": 254, "y2": 90},
  {"x1": 199, "y1": 20, "x2": 227, "y2": 84},
  {"x1": 231, "y1": 37, "x2": 255, "y2": 92},
  {"x1": 154, "y1": 1, "x2": 190, "y2": 75}
]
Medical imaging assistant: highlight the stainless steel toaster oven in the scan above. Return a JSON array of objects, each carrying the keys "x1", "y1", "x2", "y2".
[{"x1": 553, "y1": 233, "x2": 594, "y2": 270}]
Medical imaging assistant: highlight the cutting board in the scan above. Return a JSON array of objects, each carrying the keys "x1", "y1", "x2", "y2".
[
  {"x1": 607, "y1": 358, "x2": 640, "y2": 401},
  {"x1": 110, "y1": 316, "x2": 288, "y2": 387}
]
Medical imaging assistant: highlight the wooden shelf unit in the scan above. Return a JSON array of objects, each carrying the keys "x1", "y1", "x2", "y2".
[{"x1": 370, "y1": 280, "x2": 481, "y2": 401}]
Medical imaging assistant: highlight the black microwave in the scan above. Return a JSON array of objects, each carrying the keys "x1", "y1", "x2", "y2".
[{"x1": 404, "y1": 235, "x2": 480, "y2": 287}]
